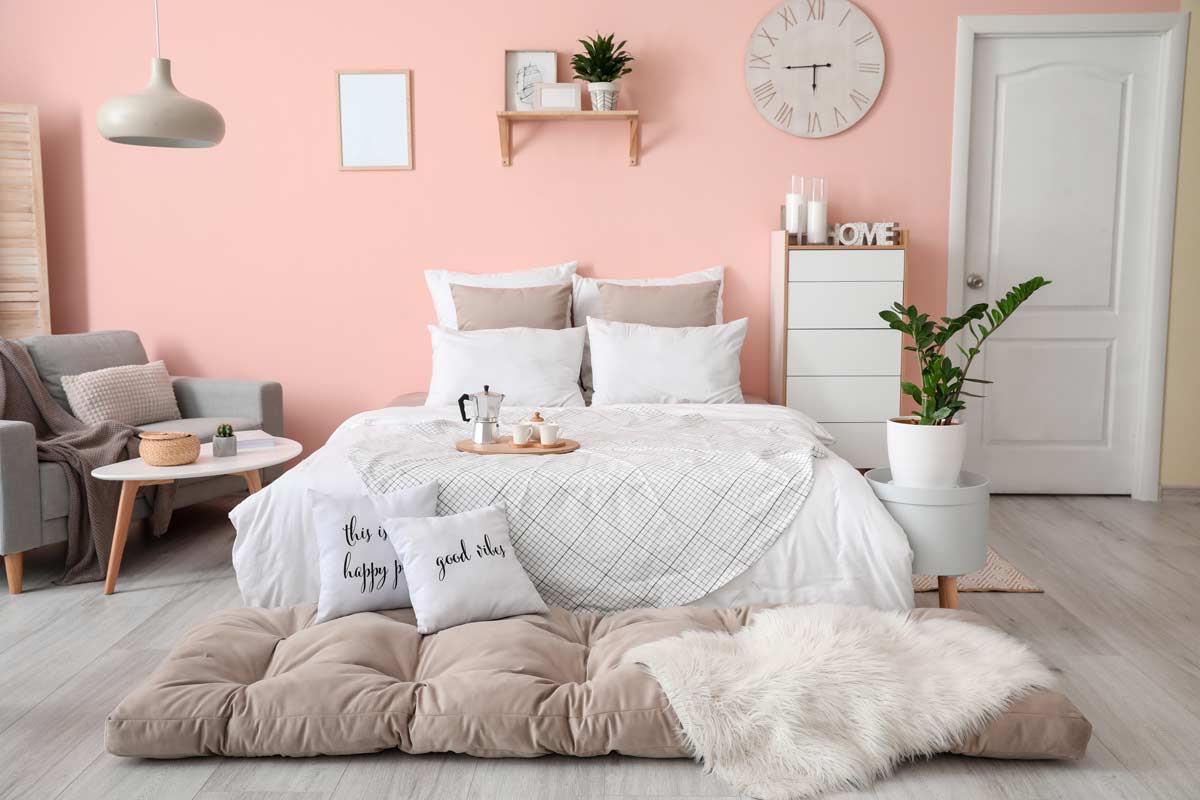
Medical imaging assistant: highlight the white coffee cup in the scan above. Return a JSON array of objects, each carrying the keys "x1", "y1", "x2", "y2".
[
  {"x1": 538, "y1": 422, "x2": 560, "y2": 445},
  {"x1": 512, "y1": 423, "x2": 533, "y2": 445}
]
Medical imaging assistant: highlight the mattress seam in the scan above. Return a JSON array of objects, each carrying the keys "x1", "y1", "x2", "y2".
[{"x1": 107, "y1": 705, "x2": 672, "y2": 723}]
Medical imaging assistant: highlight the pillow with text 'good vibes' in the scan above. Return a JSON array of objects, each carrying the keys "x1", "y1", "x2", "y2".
[
  {"x1": 388, "y1": 504, "x2": 547, "y2": 634},
  {"x1": 308, "y1": 483, "x2": 439, "y2": 624}
]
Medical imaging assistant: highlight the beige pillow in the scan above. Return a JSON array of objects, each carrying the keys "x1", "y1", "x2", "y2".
[
  {"x1": 597, "y1": 280, "x2": 721, "y2": 327},
  {"x1": 61, "y1": 360, "x2": 181, "y2": 426},
  {"x1": 449, "y1": 283, "x2": 573, "y2": 331}
]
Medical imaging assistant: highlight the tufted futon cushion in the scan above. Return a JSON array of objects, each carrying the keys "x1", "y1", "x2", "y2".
[{"x1": 105, "y1": 605, "x2": 1092, "y2": 761}]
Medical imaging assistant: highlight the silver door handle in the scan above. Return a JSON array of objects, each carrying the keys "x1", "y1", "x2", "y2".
[{"x1": 966, "y1": 273, "x2": 985, "y2": 290}]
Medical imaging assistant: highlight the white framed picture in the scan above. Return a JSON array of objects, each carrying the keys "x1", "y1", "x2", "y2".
[
  {"x1": 337, "y1": 69, "x2": 412, "y2": 170},
  {"x1": 534, "y1": 82, "x2": 582, "y2": 111},
  {"x1": 505, "y1": 51, "x2": 557, "y2": 112}
]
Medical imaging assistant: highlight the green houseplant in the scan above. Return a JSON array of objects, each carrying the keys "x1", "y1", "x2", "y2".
[
  {"x1": 571, "y1": 33, "x2": 634, "y2": 111},
  {"x1": 878, "y1": 276, "x2": 1050, "y2": 487},
  {"x1": 213, "y1": 422, "x2": 237, "y2": 458}
]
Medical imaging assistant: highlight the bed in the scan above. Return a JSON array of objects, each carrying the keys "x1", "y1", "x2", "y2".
[{"x1": 230, "y1": 398, "x2": 914, "y2": 612}]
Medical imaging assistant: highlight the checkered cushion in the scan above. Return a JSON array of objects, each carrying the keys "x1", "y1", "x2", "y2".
[{"x1": 60, "y1": 360, "x2": 181, "y2": 426}]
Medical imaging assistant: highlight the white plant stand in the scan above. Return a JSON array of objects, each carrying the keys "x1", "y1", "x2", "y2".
[{"x1": 864, "y1": 469, "x2": 989, "y2": 609}]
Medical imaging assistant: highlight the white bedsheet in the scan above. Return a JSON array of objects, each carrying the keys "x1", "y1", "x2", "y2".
[{"x1": 230, "y1": 404, "x2": 914, "y2": 612}]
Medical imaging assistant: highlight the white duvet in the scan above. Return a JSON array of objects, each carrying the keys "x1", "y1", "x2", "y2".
[{"x1": 230, "y1": 404, "x2": 914, "y2": 612}]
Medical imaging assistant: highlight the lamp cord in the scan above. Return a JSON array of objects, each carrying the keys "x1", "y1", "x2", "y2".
[{"x1": 153, "y1": 0, "x2": 160, "y2": 58}]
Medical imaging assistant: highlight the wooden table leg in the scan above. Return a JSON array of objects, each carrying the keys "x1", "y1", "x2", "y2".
[
  {"x1": 937, "y1": 575, "x2": 959, "y2": 609},
  {"x1": 104, "y1": 480, "x2": 141, "y2": 595},
  {"x1": 241, "y1": 470, "x2": 263, "y2": 494}
]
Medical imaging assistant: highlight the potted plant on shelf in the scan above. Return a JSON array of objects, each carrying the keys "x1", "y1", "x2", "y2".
[
  {"x1": 571, "y1": 33, "x2": 634, "y2": 111},
  {"x1": 878, "y1": 276, "x2": 1050, "y2": 488}
]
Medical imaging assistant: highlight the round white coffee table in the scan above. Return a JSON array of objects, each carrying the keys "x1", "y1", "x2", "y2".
[{"x1": 92, "y1": 437, "x2": 301, "y2": 595}]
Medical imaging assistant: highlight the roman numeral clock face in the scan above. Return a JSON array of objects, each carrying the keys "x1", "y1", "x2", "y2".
[{"x1": 745, "y1": 0, "x2": 885, "y2": 137}]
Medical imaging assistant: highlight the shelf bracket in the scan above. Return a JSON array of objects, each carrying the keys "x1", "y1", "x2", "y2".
[{"x1": 498, "y1": 116, "x2": 513, "y2": 167}]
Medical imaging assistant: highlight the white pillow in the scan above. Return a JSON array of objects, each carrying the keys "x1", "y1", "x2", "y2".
[
  {"x1": 388, "y1": 505, "x2": 547, "y2": 634},
  {"x1": 425, "y1": 326, "x2": 586, "y2": 407},
  {"x1": 309, "y1": 483, "x2": 439, "y2": 624},
  {"x1": 425, "y1": 262, "x2": 578, "y2": 329},
  {"x1": 588, "y1": 317, "x2": 747, "y2": 405},
  {"x1": 572, "y1": 266, "x2": 724, "y2": 392}
]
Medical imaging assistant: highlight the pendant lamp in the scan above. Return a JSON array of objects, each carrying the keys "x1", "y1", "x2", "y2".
[{"x1": 97, "y1": 0, "x2": 225, "y2": 148}]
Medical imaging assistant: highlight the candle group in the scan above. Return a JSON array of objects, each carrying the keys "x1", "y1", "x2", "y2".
[{"x1": 785, "y1": 176, "x2": 828, "y2": 244}]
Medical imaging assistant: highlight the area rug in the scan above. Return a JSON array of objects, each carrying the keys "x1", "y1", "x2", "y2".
[
  {"x1": 625, "y1": 603, "x2": 1054, "y2": 800},
  {"x1": 913, "y1": 546, "x2": 1042, "y2": 593}
]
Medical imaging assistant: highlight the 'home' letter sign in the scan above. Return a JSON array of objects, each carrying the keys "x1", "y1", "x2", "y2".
[{"x1": 835, "y1": 221, "x2": 897, "y2": 246}]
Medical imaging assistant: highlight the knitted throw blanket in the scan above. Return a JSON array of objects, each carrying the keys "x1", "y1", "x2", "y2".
[{"x1": 0, "y1": 339, "x2": 173, "y2": 584}]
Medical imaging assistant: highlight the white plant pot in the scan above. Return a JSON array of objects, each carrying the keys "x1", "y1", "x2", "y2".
[
  {"x1": 588, "y1": 81, "x2": 619, "y2": 111},
  {"x1": 886, "y1": 417, "x2": 967, "y2": 489}
]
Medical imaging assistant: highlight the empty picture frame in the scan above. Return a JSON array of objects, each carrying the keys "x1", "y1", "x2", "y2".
[
  {"x1": 337, "y1": 69, "x2": 412, "y2": 170},
  {"x1": 535, "y1": 83, "x2": 582, "y2": 111}
]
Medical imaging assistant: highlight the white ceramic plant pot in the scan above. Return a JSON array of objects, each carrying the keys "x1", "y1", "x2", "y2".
[
  {"x1": 886, "y1": 417, "x2": 967, "y2": 489},
  {"x1": 588, "y1": 81, "x2": 619, "y2": 111}
]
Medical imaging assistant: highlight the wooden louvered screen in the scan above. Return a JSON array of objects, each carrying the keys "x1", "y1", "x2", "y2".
[{"x1": 0, "y1": 104, "x2": 51, "y2": 338}]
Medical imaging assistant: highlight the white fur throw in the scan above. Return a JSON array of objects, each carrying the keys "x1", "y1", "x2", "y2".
[{"x1": 625, "y1": 604, "x2": 1053, "y2": 799}]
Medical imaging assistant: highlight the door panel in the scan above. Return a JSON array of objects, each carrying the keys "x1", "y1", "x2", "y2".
[
  {"x1": 959, "y1": 33, "x2": 1162, "y2": 493},
  {"x1": 990, "y1": 65, "x2": 1127, "y2": 310}
]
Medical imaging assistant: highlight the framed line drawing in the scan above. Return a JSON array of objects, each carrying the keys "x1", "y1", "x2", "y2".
[
  {"x1": 505, "y1": 51, "x2": 557, "y2": 111},
  {"x1": 337, "y1": 69, "x2": 412, "y2": 170}
]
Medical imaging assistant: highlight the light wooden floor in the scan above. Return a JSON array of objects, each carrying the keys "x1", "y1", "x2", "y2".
[{"x1": 2, "y1": 493, "x2": 1199, "y2": 800}]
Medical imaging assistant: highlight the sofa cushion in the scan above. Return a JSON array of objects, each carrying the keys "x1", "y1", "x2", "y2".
[
  {"x1": 139, "y1": 417, "x2": 256, "y2": 443},
  {"x1": 38, "y1": 461, "x2": 69, "y2": 521},
  {"x1": 105, "y1": 605, "x2": 1091, "y2": 762},
  {"x1": 22, "y1": 331, "x2": 148, "y2": 412}
]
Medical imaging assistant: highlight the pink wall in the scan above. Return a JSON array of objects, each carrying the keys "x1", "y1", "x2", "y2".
[{"x1": 0, "y1": 0, "x2": 1177, "y2": 447}]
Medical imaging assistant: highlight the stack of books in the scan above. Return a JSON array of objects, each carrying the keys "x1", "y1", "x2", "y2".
[{"x1": 234, "y1": 430, "x2": 278, "y2": 451}]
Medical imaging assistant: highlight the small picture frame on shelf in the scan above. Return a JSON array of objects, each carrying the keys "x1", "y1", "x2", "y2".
[
  {"x1": 505, "y1": 50, "x2": 557, "y2": 111},
  {"x1": 534, "y1": 82, "x2": 582, "y2": 111}
]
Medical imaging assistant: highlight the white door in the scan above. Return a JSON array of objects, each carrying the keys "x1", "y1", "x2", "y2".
[{"x1": 951, "y1": 19, "x2": 1184, "y2": 495}]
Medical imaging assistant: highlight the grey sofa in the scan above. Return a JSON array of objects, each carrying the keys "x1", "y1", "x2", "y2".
[{"x1": 1, "y1": 330, "x2": 283, "y2": 594}]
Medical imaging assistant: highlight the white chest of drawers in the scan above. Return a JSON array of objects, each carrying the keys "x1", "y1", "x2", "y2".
[{"x1": 768, "y1": 230, "x2": 907, "y2": 468}]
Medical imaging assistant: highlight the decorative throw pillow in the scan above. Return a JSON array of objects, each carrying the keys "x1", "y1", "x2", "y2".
[
  {"x1": 450, "y1": 283, "x2": 573, "y2": 331},
  {"x1": 597, "y1": 280, "x2": 721, "y2": 327},
  {"x1": 60, "y1": 360, "x2": 181, "y2": 426},
  {"x1": 424, "y1": 325, "x2": 586, "y2": 407},
  {"x1": 424, "y1": 262, "x2": 578, "y2": 329},
  {"x1": 587, "y1": 317, "x2": 747, "y2": 405},
  {"x1": 572, "y1": 266, "x2": 725, "y2": 393},
  {"x1": 309, "y1": 483, "x2": 439, "y2": 624},
  {"x1": 388, "y1": 505, "x2": 547, "y2": 634}
]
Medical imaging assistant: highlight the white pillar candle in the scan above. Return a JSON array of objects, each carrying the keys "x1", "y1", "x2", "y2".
[
  {"x1": 785, "y1": 193, "x2": 806, "y2": 235},
  {"x1": 806, "y1": 200, "x2": 828, "y2": 244}
]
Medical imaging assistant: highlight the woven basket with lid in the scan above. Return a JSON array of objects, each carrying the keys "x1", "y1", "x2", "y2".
[{"x1": 138, "y1": 431, "x2": 201, "y2": 466}]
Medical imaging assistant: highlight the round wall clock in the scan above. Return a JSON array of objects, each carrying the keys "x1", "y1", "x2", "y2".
[{"x1": 744, "y1": 0, "x2": 885, "y2": 137}]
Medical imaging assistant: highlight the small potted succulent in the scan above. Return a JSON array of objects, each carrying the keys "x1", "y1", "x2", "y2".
[
  {"x1": 213, "y1": 423, "x2": 237, "y2": 458},
  {"x1": 878, "y1": 276, "x2": 1050, "y2": 488},
  {"x1": 571, "y1": 33, "x2": 634, "y2": 111}
]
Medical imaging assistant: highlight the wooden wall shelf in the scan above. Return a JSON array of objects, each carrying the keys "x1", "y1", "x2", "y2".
[{"x1": 496, "y1": 110, "x2": 639, "y2": 167}]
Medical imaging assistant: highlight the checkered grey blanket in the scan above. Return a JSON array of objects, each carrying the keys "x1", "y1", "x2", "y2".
[{"x1": 347, "y1": 407, "x2": 817, "y2": 612}]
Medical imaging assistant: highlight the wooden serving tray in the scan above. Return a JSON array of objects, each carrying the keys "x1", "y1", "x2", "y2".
[{"x1": 455, "y1": 437, "x2": 580, "y2": 456}]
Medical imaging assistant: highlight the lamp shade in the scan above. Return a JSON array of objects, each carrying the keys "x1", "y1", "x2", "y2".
[{"x1": 97, "y1": 58, "x2": 224, "y2": 148}]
